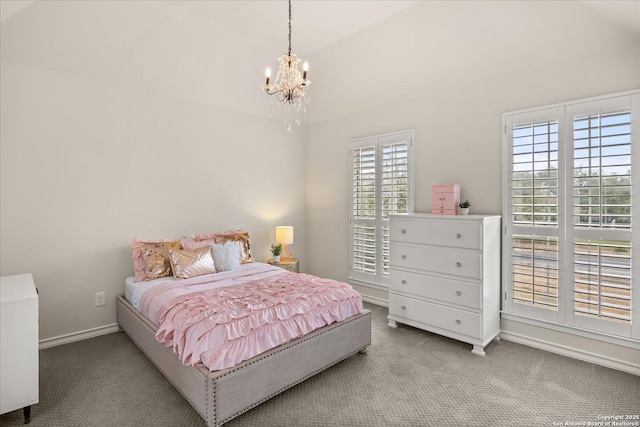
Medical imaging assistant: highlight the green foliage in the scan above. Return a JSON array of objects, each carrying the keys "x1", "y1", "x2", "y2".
[
  {"x1": 512, "y1": 167, "x2": 631, "y2": 227},
  {"x1": 355, "y1": 178, "x2": 408, "y2": 219},
  {"x1": 270, "y1": 244, "x2": 282, "y2": 256},
  {"x1": 459, "y1": 199, "x2": 471, "y2": 208}
]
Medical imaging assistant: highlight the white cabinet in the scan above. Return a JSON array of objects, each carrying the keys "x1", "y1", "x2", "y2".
[
  {"x1": 1, "y1": 274, "x2": 39, "y2": 422},
  {"x1": 388, "y1": 214, "x2": 501, "y2": 356}
]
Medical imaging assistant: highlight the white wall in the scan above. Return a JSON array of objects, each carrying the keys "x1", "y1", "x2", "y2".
[
  {"x1": 305, "y1": 8, "x2": 640, "y2": 370},
  {"x1": 0, "y1": 59, "x2": 307, "y2": 342}
]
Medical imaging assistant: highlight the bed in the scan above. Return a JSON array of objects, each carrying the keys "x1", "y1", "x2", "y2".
[{"x1": 116, "y1": 261, "x2": 371, "y2": 426}]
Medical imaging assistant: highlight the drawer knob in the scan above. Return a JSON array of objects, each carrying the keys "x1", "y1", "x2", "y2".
[
  {"x1": 456, "y1": 233, "x2": 461, "y2": 239},
  {"x1": 401, "y1": 305, "x2": 406, "y2": 310},
  {"x1": 401, "y1": 229, "x2": 406, "y2": 234},
  {"x1": 401, "y1": 255, "x2": 407, "y2": 260},
  {"x1": 401, "y1": 280, "x2": 407, "y2": 285},
  {"x1": 456, "y1": 291, "x2": 462, "y2": 296},
  {"x1": 456, "y1": 262, "x2": 461, "y2": 268},
  {"x1": 455, "y1": 320, "x2": 461, "y2": 325}
]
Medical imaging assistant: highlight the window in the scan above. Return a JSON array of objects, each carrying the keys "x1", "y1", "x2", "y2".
[
  {"x1": 350, "y1": 130, "x2": 414, "y2": 289},
  {"x1": 503, "y1": 91, "x2": 639, "y2": 340}
]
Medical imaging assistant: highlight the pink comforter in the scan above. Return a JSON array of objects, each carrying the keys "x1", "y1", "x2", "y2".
[{"x1": 138, "y1": 264, "x2": 363, "y2": 371}]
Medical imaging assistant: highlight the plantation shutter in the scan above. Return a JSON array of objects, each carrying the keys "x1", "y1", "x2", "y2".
[
  {"x1": 350, "y1": 131, "x2": 413, "y2": 288},
  {"x1": 504, "y1": 107, "x2": 564, "y2": 323},
  {"x1": 567, "y1": 99, "x2": 633, "y2": 336},
  {"x1": 352, "y1": 144, "x2": 377, "y2": 275},
  {"x1": 503, "y1": 91, "x2": 639, "y2": 339},
  {"x1": 380, "y1": 138, "x2": 410, "y2": 277}
]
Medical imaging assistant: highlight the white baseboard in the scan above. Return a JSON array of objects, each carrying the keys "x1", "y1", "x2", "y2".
[
  {"x1": 39, "y1": 323, "x2": 120, "y2": 350},
  {"x1": 500, "y1": 330, "x2": 640, "y2": 376},
  {"x1": 361, "y1": 294, "x2": 389, "y2": 307}
]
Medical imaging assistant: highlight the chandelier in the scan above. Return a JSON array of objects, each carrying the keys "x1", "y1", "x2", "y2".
[{"x1": 261, "y1": 0, "x2": 310, "y2": 130}]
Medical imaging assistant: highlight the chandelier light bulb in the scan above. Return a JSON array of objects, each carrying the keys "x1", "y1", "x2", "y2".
[{"x1": 265, "y1": 68, "x2": 271, "y2": 85}]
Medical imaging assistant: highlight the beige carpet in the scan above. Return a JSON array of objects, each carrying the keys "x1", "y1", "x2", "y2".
[{"x1": 1, "y1": 303, "x2": 638, "y2": 426}]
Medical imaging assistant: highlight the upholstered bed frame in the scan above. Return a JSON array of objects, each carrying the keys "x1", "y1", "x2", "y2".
[{"x1": 116, "y1": 295, "x2": 371, "y2": 426}]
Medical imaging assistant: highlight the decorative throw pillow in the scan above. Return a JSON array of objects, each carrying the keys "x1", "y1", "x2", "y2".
[
  {"x1": 195, "y1": 232, "x2": 216, "y2": 241},
  {"x1": 212, "y1": 229, "x2": 253, "y2": 264},
  {"x1": 140, "y1": 241, "x2": 182, "y2": 281},
  {"x1": 181, "y1": 238, "x2": 214, "y2": 251},
  {"x1": 210, "y1": 242, "x2": 242, "y2": 272},
  {"x1": 131, "y1": 238, "x2": 181, "y2": 282},
  {"x1": 169, "y1": 246, "x2": 216, "y2": 279}
]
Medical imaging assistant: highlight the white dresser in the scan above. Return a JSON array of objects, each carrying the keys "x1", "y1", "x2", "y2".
[
  {"x1": 1, "y1": 274, "x2": 39, "y2": 422},
  {"x1": 388, "y1": 214, "x2": 501, "y2": 356}
]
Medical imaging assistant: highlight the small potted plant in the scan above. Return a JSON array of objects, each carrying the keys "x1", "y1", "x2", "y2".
[
  {"x1": 459, "y1": 199, "x2": 471, "y2": 215},
  {"x1": 270, "y1": 243, "x2": 282, "y2": 262}
]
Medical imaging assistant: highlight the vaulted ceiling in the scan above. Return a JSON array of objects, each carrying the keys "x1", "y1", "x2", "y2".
[{"x1": 1, "y1": 1, "x2": 638, "y2": 124}]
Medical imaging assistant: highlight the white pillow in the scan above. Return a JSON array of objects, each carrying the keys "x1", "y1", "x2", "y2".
[{"x1": 210, "y1": 242, "x2": 242, "y2": 271}]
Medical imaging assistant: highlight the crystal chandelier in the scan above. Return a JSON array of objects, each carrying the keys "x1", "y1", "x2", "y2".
[{"x1": 261, "y1": 0, "x2": 310, "y2": 131}]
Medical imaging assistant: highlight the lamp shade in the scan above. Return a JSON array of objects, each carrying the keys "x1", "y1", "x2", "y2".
[{"x1": 275, "y1": 226, "x2": 294, "y2": 245}]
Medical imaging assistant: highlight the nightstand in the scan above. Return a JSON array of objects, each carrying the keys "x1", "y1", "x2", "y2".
[{"x1": 267, "y1": 258, "x2": 299, "y2": 273}]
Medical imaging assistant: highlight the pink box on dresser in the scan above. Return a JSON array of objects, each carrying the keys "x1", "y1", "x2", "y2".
[{"x1": 432, "y1": 184, "x2": 460, "y2": 215}]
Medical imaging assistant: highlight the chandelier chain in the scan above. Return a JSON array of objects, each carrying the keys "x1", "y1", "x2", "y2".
[{"x1": 288, "y1": 0, "x2": 292, "y2": 56}]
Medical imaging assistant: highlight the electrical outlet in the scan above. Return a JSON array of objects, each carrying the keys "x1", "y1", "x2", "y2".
[{"x1": 95, "y1": 291, "x2": 106, "y2": 307}]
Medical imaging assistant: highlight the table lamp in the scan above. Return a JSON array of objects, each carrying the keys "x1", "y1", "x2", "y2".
[{"x1": 275, "y1": 226, "x2": 294, "y2": 261}]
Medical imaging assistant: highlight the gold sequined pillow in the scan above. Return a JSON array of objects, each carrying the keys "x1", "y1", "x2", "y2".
[
  {"x1": 132, "y1": 238, "x2": 181, "y2": 282},
  {"x1": 140, "y1": 240, "x2": 182, "y2": 281},
  {"x1": 211, "y1": 229, "x2": 253, "y2": 264},
  {"x1": 169, "y1": 246, "x2": 216, "y2": 280}
]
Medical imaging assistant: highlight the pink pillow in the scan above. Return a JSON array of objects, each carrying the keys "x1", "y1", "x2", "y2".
[
  {"x1": 181, "y1": 238, "x2": 214, "y2": 251},
  {"x1": 195, "y1": 232, "x2": 217, "y2": 241}
]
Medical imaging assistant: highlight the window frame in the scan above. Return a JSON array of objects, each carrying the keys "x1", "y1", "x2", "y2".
[
  {"x1": 349, "y1": 130, "x2": 414, "y2": 290},
  {"x1": 502, "y1": 90, "x2": 640, "y2": 341}
]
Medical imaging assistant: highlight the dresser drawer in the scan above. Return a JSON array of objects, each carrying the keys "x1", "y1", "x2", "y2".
[
  {"x1": 390, "y1": 219, "x2": 481, "y2": 250},
  {"x1": 389, "y1": 293, "x2": 481, "y2": 339},
  {"x1": 389, "y1": 269, "x2": 481, "y2": 310},
  {"x1": 390, "y1": 244, "x2": 482, "y2": 279}
]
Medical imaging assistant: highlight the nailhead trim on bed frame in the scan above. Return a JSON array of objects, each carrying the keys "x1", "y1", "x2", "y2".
[{"x1": 206, "y1": 369, "x2": 211, "y2": 423}]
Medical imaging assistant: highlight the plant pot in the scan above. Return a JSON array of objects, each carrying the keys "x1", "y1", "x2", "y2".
[
  {"x1": 460, "y1": 208, "x2": 469, "y2": 215},
  {"x1": 273, "y1": 255, "x2": 280, "y2": 263}
]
